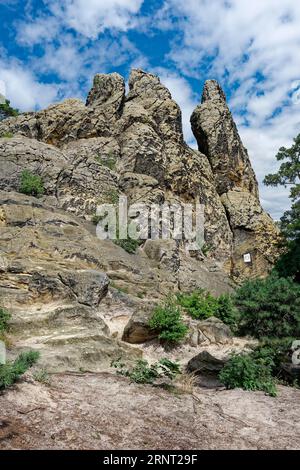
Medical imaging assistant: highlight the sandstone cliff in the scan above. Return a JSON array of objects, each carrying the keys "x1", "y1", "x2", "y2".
[{"x1": 0, "y1": 69, "x2": 279, "y2": 372}]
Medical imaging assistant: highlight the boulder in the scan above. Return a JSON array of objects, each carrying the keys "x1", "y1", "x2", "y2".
[
  {"x1": 122, "y1": 308, "x2": 158, "y2": 344},
  {"x1": 187, "y1": 350, "x2": 228, "y2": 375}
]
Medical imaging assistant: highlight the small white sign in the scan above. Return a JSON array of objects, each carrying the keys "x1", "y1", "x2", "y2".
[
  {"x1": 243, "y1": 253, "x2": 252, "y2": 263},
  {"x1": 0, "y1": 340, "x2": 6, "y2": 365}
]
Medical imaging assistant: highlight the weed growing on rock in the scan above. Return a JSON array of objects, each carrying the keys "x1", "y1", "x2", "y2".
[
  {"x1": 33, "y1": 368, "x2": 51, "y2": 385},
  {"x1": 0, "y1": 350, "x2": 40, "y2": 390},
  {"x1": 111, "y1": 357, "x2": 181, "y2": 385},
  {"x1": 20, "y1": 170, "x2": 44, "y2": 197}
]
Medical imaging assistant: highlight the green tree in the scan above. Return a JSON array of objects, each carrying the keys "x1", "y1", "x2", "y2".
[
  {"x1": 235, "y1": 273, "x2": 300, "y2": 339},
  {"x1": 264, "y1": 133, "x2": 300, "y2": 281},
  {"x1": 0, "y1": 99, "x2": 19, "y2": 120}
]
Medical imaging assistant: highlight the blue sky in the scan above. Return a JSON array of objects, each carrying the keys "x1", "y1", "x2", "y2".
[{"x1": 1, "y1": 0, "x2": 300, "y2": 219}]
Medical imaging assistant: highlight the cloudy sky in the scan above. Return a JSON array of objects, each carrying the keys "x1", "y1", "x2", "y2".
[{"x1": 1, "y1": 0, "x2": 300, "y2": 219}]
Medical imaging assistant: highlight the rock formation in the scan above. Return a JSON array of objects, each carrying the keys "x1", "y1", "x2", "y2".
[{"x1": 0, "y1": 69, "x2": 280, "y2": 371}]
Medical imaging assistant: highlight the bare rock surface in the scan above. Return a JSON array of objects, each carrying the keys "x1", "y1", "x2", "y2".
[{"x1": 0, "y1": 373, "x2": 299, "y2": 450}]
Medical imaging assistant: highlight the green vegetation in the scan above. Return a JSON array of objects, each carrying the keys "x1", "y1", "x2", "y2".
[
  {"x1": 0, "y1": 307, "x2": 11, "y2": 334},
  {"x1": 0, "y1": 132, "x2": 14, "y2": 138},
  {"x1": 113, "y1": 237, "x2": 142, "y2": 254},
  {"x1": 95, "y1": 152, "x2": 117, "y2": 171},
  {"x1": 102, "y1": 188, "x2": 119, "y2": 205},
  {"x1": 0, "y1": 99, "x2": 19, "y2": 118},
  {"x1": 33, "y1": 368, "x2": 51, "y2": 385},
  {"x1": 111, "y1": 357, "x2": 181, "y2": 385},
  {"x1": 235, "y1": 273, "x2": 300, "y2": 339},
  {"x1": 264, "y1": 132, "x2": 300, "y2": 282},
  {"x1": 20, "y1": 170, "x2": 44, "y2": 197},
  {"x1": 149, "y1": 299, "x2": 188, "y2": 344},
  {"x1": 0, "y1": 350, "x2": 40, "y2": 391},
  {"x1": 219, "y1": 353, "x2": 277, "y2": 397},
  {"x1": 177, "y1": 290, "x2": 218, "y2": 320},
  {"x1": 177, "y1": 290, "x2": 237, "y2": 329},
  {"x1": 201, "y1": 243, "x2": 212, "y2": 256}
]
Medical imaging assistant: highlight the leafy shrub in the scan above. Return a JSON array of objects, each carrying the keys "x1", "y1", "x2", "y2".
[
  {"x1": 177, "y1": 290, "x2": 237, "y2": 328},
  {"x1": 111, "y1": 357, "x2": 180, "y2": 385},
  {"x1": 252, "y1": 337, "x2": 298, "y2": 385},
  {"x1": 177, "y1": 290, "x2": 218, "y2": 320},
  {"x1": 215, "y1": 294, "x2": 238, "y2": 330},
  {"x1": 275, "y1": 237, "x2": 300, "y2": 283},
  {"x1": 0, "y1": 132, "x2": 14, "y2": 138},
  {"x1": 0, "y1": 350, "x2": 40, "y2": 390},
  {"x1": 33, "y1": 368, "x2": 51, "y2": 385},
  {"x1": 235, "y1": 273, "x2": 300, "y2": 338},
  {"x1": 0, "y1": 307, "x2": 11, "y2": 333},
  {"x1": 113, "y1": 237, "x2": 142, "y2": 254},
  {"x1": 149, "y1": 299, "x2": 188, "y2": 344},
  {"x1": 219, "y1": 353, "x2": 277, "y2": 397},
  {"x1": 0, "y1": 99, "x2": 19, "y2": 118},
  {"x1": 20, "y1": 170, "x2": 44, "y2": 197}
]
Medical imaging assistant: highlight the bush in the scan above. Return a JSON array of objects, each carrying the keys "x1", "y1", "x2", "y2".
[
  {"x1": 0, "y1": 132, "x2": 14, "y2": 138},
  {"x1": 177, "y1": 290, "x2": 219, "y2": 320},
  {"x1": 20, "y1": 170, "x2": 44, "y2": 197},
  {"x1": 149, "y1": 299, "x2": 188, "y2": 344},
  {"x1": 219, "y1": 353, "x2": 277, "y2": 397},
  {"x1": 0, "y1": 307, "x2": 11, "y2": 333},
  {"x1": 0, "y1": 350, "x2": 40, "y2": 390},
  {"x1": 252, "y1": 337, "x2": 298, "y2": 385},
  {"x1": 177, "y1": 290, "x2": 238, "y2": 329},
  {"x1": 275, "y1": 237, "x2": 300, "y2": 283},
  {"x1": 113, "y1": 238, "x2": 142, "y2": 254},
  {"x1": 215, "y1": 294, "x2": 238, "y2": 329},
  {"x1": 235, "y1": 274, "x2": 300, "y2": 338},
  {"x1": 111, "y1": 358, "x2": 181, "y2": 385},
  {"x1": 0, "y1": 99, "x2": 19, "y2": 118}
]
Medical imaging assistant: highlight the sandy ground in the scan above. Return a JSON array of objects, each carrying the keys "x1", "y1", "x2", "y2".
[{"x1": 0, "y1": 371, "x2": 299, "y2": 450}]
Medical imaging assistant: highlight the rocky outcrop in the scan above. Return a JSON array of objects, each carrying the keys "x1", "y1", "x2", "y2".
[
  {"x1": 0, "y1": 69, "x2": 280, "y2": 373},
  {"x1": 191, "y1": 80, "x2": 258, "y2": 197},
  {"x1": 191, "y1": 79, "x2": 280, "y2": 280},
  {"x1": 0, "y1": 72, "x2": 279, "y2": 282}
]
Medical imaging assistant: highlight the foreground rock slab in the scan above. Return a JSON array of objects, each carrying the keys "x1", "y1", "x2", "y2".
[{"x1": 0, "y1": 373, "x2": 299, "y2": 450}]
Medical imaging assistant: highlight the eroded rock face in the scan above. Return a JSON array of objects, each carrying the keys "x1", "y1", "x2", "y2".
[
  {"x1": 191, "y1": 79, "x2": 280, "y2": 280},
  {"x1": 191, "y1": 80, "x2": 258, "y2": 197},
  {"x1": 0, "y1": 71, "x2": 278, "y2": 281}
]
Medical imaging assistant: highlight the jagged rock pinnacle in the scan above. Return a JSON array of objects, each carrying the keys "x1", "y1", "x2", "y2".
[{"x1": 201, "y1": 79, "x2": 227, "y2": 103}]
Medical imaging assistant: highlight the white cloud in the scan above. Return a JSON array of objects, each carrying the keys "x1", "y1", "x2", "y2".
[
  {"x1": 54, "y1": 0, "x2": 143, "y2": 38},
  {"x1": 17, "y1": 0, "x2": 144, "y2": 45},
  {"x1": 0, "y1": 56, "x2": 60, "y2": 110}
]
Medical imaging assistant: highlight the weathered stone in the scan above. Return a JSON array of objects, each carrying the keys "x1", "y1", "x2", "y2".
[
  {"x1": 122, "y1": 308, "x2": 158, "y2": 344},
  {"x1": 59, "y1": 270, "x2": 109, "y2": 307},
  {"x1": 0, "y1": 69, "x2": 280, "y2": 289},
  {"x1": 188, "y1": 317, "x2": 233, "y2": 346},
  {"x1": 187, "y1": 350, "x2": 228, "y2": 375},
  {"x1": 191, "y1": 79, "x2": 280, "y2": 280},
  {"x1": 191, "y1": 79, "x2": 258, "y2": 197}
]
